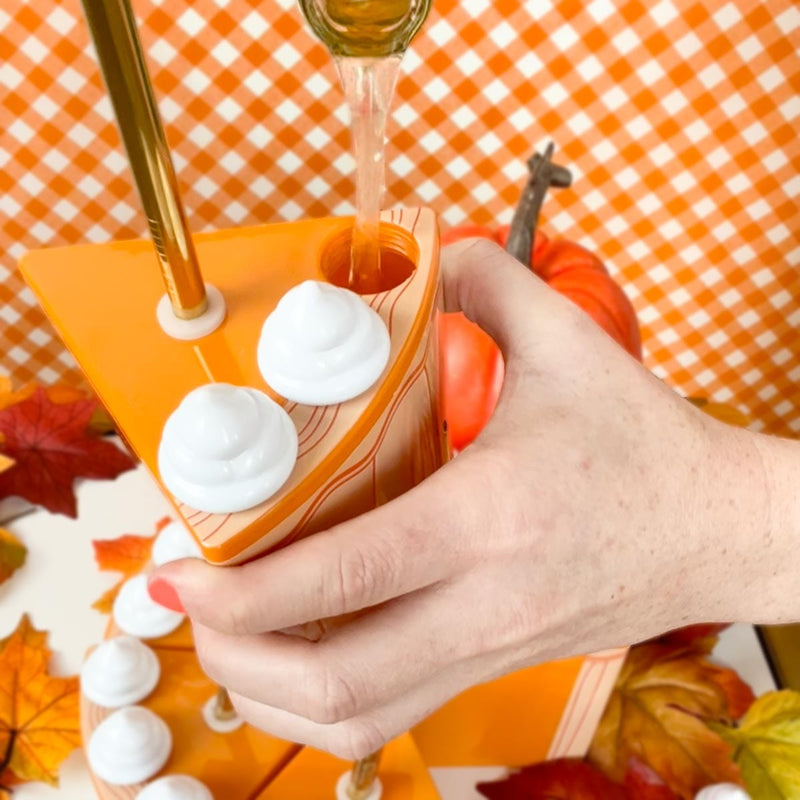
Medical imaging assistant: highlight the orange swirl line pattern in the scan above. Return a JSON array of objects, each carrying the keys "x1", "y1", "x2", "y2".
[{"x1": 289, "y1": 354, "x2": 430, "y2": 542}]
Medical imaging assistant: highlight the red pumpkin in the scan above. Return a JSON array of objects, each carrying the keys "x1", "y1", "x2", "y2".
[{"x1": 439, "y1": 224, "x2": 642, "y2": 451}]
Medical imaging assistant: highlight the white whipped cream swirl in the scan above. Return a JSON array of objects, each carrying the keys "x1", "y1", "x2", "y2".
[
  {"x1": 695, "y1": 786, "x2": 751, "y2": 800},
  {"x1": 152, "y1": 520, "x2": 203, "y2": 566},
  {"x1": 136, "y1": 775, "x2": 214, "y2": 800},
  {"x1": 113, "y1": 575, "x2": 184, "y2": 639},
  {"x1": 81, "y1": 636, "x2": 160, "y2": 708},
  {"x1": 257, "y1": 280, "x2": 391, "y2": 405},
  {"x1": 158, "y1": 384, "x2": 298, "y2": 513},
  {"x1": 87, "y1": 706, "x2": 171, "y2": 786}
]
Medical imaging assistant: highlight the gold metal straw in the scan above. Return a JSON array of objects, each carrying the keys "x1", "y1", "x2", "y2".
[
  {"x1": 346, "y1": 749, "x2": 382, "y2": 800},
  {"x1": 213, "y1": 686, "x2": 238, "y2": 722},
  {"x1": 80, "y1": 0, "x2": 207, "y2": 319}
]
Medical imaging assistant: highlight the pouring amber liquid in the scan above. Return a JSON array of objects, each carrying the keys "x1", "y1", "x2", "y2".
[
  {"x1": 299, "y1": 0, "x2": 432, "y2": 294},
  {"x1": 297, "y1": 3, "x2": 434, "y2": 795}
]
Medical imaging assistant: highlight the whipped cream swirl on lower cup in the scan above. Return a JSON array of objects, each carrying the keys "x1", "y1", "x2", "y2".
[
  {"x1": 695, "y1": 786, "x2": 751, "y2": 800},
  {"x1": 151, "y1": 520, "x2": 203, "y2": 566},
  {"x1": 81, "y1": 636, "x2": 160, "y2": 708},
  {"x1": 136, "y1": 775, "x2": 214, "y2": 800},
  {"x1": 158, "y1": 384, "x2": 298, "y2": 513},
  {"x1": 257, "y1": 280, "x2": 391, "y2": 405},
  {"x1": 87, "y1": 706, "x2": 171, "y2": 786}
]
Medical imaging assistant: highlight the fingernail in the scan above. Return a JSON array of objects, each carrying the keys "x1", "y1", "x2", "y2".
[{"x1": 147, "y1": 577, "x2": 185, "y2": 613}]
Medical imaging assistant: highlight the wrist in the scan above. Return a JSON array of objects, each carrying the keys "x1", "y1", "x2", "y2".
[
  {"x1": 698, "y1": 417, "x2": 800, "y2": 626},
  {"x1": 744, "y1": 430, "x2": 800, "y2": 624}
]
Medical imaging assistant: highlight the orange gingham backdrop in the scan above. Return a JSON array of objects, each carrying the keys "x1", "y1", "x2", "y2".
[{"x1": 1, "y1": 0, "x2": 798, "y2": 433}]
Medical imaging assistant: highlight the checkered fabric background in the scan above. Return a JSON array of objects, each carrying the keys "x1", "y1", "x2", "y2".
[{"x1": 1, "y1": 0, "x2": 798, "y2": 433}]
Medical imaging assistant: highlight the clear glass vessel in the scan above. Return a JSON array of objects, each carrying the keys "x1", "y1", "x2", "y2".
[{"x1": 298, "y1": 0, "x2": 432, "y2": 57}]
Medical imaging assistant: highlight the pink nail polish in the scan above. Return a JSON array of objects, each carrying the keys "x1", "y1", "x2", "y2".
[{"x1": 147, "y1": 577, "x2": 185, "y2": 612}]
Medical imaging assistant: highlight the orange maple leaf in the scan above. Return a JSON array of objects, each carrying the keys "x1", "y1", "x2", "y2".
[
  {"x1": 588, "y1": 641, "x2": 749, "y2": 799},
  {"x1": 0, "y1": 615, "x2": 80, "y2": 787},
  {"x1": 91, "y1": 517, "x2": 170, "y2": 612},
  {"x1": 0, "y1": 380, "x2": 73, "y2": 413}
]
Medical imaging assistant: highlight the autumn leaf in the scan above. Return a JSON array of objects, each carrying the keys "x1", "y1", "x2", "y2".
[
  {"x1": 700, "y1": 403, "x2": 752, "y2": 428},
  {"x1": 0, "y1": 529, "x2": 26, "y2": 586},
  {"x1": 655, "y1": 624, "x2": 730, "y2": 651},
  {"x1": 650, "y1": 626, "x2": 754, "y2": 721},
  {"x1": 688, "y1": 398, "x2": 752, "y2": 428},
  {"x1": 625, "y1": 759, "x2": 682, "y2": 799},
  {"x1": 0, "y1": 376, "x2": 13, "y2": 411},
  {"x1": 476, "y1": 758, "x2": 627, "y2": 799},
  {"x1": 0, "y1": 380, "x2": 117, "y2": 437},
  {"x1": 588, "y1": 641, "x2": 747, "y2": 798},
  {"x1": 0, "y1": 387, "x2": 135, "y2": 518},
  {"x1": 706, "y1": 663, "x2": 756, "y2": 721},
  {"x1": 91, "y1": 517, "x2": 169, "y2": 612},
  {"x1": 714, "y1": 690, "x2": 800, "y2": 800},
  {"x1": 0, "y1": 615, "x2": 80, "y2": 787}
]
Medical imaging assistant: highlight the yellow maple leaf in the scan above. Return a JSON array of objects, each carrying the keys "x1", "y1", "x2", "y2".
[
  {"x1": 0, "y1": 615, "x2": 80, "y2": 786},
  {"x1": 715, "y1": 690, "x2": 800, "y2": 800}
]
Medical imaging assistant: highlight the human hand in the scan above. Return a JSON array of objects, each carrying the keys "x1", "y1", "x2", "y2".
[{"x1": 149, "y1": 238, "x2": 781, "y2": 759}]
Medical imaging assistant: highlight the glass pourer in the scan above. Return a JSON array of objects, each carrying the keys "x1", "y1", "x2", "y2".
[
  {"x1": 298, "y1": 0, "x2": 433, "y2": 293},
  {"x1": 298, "y1": 0, "x2": 432, "y2": 57}
]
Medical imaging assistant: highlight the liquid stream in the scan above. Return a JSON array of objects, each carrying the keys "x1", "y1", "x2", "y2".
[
  {"x1": 299, "y1": 0, "x2": 432, "y2": 292},
  {"x1": 336, "y1": 55, "x2": 400, "y2": 292}
]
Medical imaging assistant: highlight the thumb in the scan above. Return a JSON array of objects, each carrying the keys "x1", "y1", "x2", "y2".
[
  {"x1": 441, "y1": 238, "x2": 558, "y2": 357},
  {"x1": 147, "y1": 453, "x2": 486, "y2": 635}
]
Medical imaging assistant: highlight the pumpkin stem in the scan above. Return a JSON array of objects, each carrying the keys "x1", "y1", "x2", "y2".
[{"x1": 505, "y1": 141, "x2": 572, "y2": 268}]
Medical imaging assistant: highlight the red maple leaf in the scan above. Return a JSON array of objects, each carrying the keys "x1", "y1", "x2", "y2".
[
  {"x1": 0, "y1": 388, "x2": 135, "y2": 518},
  {"x1": 655, "y1": 623, "x2": 731, "y2": 650},
  {"x1": 625, "y1": 759, "x2": 681, "y2": 799},
  {"x1": 476, "y1": 758, "x2": 628, "y2": 799}
]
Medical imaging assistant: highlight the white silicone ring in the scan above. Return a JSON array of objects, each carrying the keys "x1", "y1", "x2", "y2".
[{"x1": 156, "y1": 284, "x2": 226, "y2": 341}]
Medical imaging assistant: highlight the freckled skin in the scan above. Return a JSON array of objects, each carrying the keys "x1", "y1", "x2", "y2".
[{"x1": 152, "y1": 240, "x2": 800, "y2": 760}]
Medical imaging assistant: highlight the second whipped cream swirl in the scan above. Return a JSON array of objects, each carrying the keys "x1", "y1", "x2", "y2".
[{"x1": 258, "y1": 280, "x2": 391, "y2": 406}]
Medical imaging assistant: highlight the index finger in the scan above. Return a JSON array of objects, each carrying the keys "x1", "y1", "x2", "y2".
[{"x1": 150, "y1": 454, "x2": 483, "y2": 635}]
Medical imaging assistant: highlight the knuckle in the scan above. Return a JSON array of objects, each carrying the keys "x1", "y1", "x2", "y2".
[
  {"x1": 326, "y1": 719, "x2": 386, "y2": 761},
  {"x1": 218, "y1": 593, "x2": 259, "y2": 635},
  {"x1": 462, "y1": 236, "x2": 503, "y2": 263},
  {"x1": 302, "y1": 659, "x2": 361, "y2": 724},
  {"x1": 332, "y1": 542, "x2": 397, "y2": 612}
]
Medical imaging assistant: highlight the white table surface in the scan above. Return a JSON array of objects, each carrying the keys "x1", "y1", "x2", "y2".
[{"x1": 0, "y1": 462, "x2": 777, "y2": 800}]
